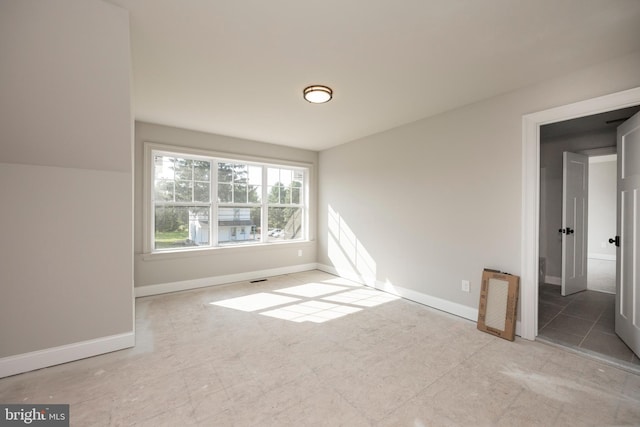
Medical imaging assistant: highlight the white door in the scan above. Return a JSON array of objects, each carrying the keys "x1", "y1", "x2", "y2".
[
  {"x1": 616, "y1": 111, "x2": 640, "y2": 358},
  {"x1": 561, "y1": 152, "x2": 589, "y2": 296}
]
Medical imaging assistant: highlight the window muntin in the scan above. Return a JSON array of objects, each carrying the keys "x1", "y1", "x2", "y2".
[{"x1": 151, "y1": 150, "x2": 307, "y2": 252}]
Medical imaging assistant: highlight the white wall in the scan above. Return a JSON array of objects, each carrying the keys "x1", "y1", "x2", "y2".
[
  {"x1": 539, "y1": 130, "x2": 616, "y2": 279},
  {"x1": 134, "y1": 122, "x2": 318, "y2": 290},
  {"x1": 318, "y1": 50, "x2": 640, "y2": 319},
  {"x1": 588, "y1": 156, "x2": 617, "y2": 259},
  {"x1": 0, "y1": 0, "x2": 133, "y2": 373}
]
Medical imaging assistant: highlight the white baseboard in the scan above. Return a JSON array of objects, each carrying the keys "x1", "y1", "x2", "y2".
[
  {"x1": 135, "y1": 263, "x2": 319, "y2": 297},
  {"x1": 588, "y1": 253, "x2": 616, "y2": 261},
  {"x1": 545, "y1": 275, "x2": 561, "y2": 286},
  {"x1": 316, "y1": 264, "x2": 478, "y2": 322},
  {"x1": 0, "y1": 332, "x2": 134, "y2": 379},
  {"x1": 316, "y1": 263, "x2": 374, "y2": 287},
  {"x1": 587, "y1": 287, "x2": 615, "y2": 295}
]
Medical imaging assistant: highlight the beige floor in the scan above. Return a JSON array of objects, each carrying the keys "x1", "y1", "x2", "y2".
[{"x1": 1, "y1": 270, "x2": 639, "y2": 426}]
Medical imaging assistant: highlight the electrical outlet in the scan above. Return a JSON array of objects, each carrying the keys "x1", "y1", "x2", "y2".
[
  {"x1": 461, "y1": 280, "x2": 470, "y2": 293},
  {"x1": 298, "y1": 249, "x2": 303, "y2": 257}
]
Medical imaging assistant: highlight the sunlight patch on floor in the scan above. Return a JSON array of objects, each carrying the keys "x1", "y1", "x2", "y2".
[
  {"x1": 210, "y1": 293, "x2": 299, "y2": 312},
  {"x1": 261, "y1": 300, "x2": 362, "y2": 323},
  {"x1": 209, "y1": 278, "x2": 399, "y2": 324},
  {"x1": 274, "y1": 282, "x2": 350, "y2": 297}
]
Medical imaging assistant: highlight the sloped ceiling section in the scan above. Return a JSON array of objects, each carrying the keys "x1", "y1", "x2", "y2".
[{"x1": 108, "y1": 0, "x2": 640, "y2": 150}]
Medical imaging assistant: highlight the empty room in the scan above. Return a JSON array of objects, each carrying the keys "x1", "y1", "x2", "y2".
[{"x1": 1, "y1": 0, "x2": 640, "y2": 426}]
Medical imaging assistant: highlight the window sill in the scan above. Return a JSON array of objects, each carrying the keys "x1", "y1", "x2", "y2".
[{"x1": 141, "y1": 239, "x2": 314, "y2": 261}]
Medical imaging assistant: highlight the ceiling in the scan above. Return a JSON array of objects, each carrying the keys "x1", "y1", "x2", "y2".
[
  {"x1": 541, "y1": 105, "x2": 640, "y2": 140},
  {"x1": 106, "y1": 0, "x2": 640, "y2": 151}
]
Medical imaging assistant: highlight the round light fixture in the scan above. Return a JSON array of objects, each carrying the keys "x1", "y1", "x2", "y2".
[{"x1": 303, "y1": 85, "x2": 333, "y2": 104}]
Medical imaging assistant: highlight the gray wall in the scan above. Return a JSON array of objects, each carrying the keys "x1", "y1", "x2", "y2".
[
  {"x1": 134, "y1": 122, "x2": 318, "y2": 288},
  {"x1": 0, "y1": 0, "x2": 133, "y2": 357},
  {"x1": 318, "y1": 50, "x2": 640, "y2": 313},
  {"x1": 539, "y1": 130, "x2": 616, "y2": 279},
  {"x1": 588, "y1": 157, "x2": 617, "y2": 258}
]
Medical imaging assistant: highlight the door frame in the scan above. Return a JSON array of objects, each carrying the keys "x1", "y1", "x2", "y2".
[{"x1": 520, "y1": 86, "x2": 640, "y2": 340}]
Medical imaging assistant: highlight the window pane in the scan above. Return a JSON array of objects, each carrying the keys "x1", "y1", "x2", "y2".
[
  {"x1": 268, "y1": 185, "x2": 281, "y2": 204},
  {"x1": 155, "y1": 206, "x2": 210, "y2": 249},
  {"x1": 248, "y1": 185, "x2": 261, "y2": 203},
  {"x1": 291, "y1": 187, "x2": 301, "y2": 204},
  {"x1": 174, "y1": 159, "x2": 193, "y2": 180},
  {"x1": 279, "y1": 169, "x2": 292, "y2": 186},
  {"x1": 153, "y1": 155, "x2": 163, "y2": 176},
  {"x1": 248, "y1": 166, "x2": 262, "y2": 185},
  {"x1": 280, "y1": 185, "x2": 289, "y2": 204},
  {"x1": 268, "y1": 207, "x2": 303, "y2": 242},
  {"x1": 155, "y1": 156, "x2": 175, "y2": 180},
  {"x1": 218, "y1": 207, "x2": 261, "y2": 245},
  {"x1": 267, "y1": 168, "x2": 280, "y2": 186},
  {"x1": 154, "y1": 179, "x2": 174, "y2": 202},
  {"x1": 234, "y1": 184, "x2": 248, "y2": 203},
  {"x1": 194, "y1": 182, "x2": 210, "y2": 202},
  {"x1": 233, "y1": 164, "x2": 248, "y2": 182},
  {"x1": 188, "y1": 207, "x2": 210, "y2": 246},
  {"x1": 194, "y1": 160, "x2": 210, "y2": 181},
  {"x1": 218, "y1": 183, "x2": 232, "y2": 202},
  {"x1": 175, "y1": 181, "x2": 193, "y2": 202},
  {"x1": 218, "y1": 162, "x2": 233, "y2": 183}
]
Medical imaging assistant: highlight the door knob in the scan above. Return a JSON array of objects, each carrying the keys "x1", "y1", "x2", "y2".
[
  {"x1": 567, "y1": 227, "x2": 574, "y2": 235},
  {"x1": 609, "y1": 236, "x2": 620, "y2": 247}
]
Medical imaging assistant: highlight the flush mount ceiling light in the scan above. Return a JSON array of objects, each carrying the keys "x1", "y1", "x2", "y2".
[{"x1": 303, "y1": 85, "x2": 333, "y2": 104}]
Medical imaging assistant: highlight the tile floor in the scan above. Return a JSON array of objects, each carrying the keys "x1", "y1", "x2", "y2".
[
  {"x1": 0, "y1": 270, "x2": 639, "y2": 426},
  {"x1": 538, "y1": 283, "x2": 640, "y2": 368}
]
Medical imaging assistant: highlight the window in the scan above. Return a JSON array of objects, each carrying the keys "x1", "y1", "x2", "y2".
[
  {"x1": 150, "y1": 146, "x2": 308, "y2": 252},
  {"x1": 153, "y1": 156, "x2": 211, "y2": 249},
  {"x1": 267, "y1": 167, "x2": 304, "y2": 243},
  {"x1": 217, "y1": 162, "x2": 262, "y2": 246}
]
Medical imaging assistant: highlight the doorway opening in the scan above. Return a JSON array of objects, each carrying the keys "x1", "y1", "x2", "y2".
[
  {"x1": 520, "y1": 86, "x2": 640, "y2": 371},
  {"x1": 536, "y1": 108, "x2": 640, "y2": 366}
]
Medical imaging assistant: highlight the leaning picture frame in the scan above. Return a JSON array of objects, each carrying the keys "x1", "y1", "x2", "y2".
[{"x1": 477, "y1": 269, "x2": 520, "y2": 341}]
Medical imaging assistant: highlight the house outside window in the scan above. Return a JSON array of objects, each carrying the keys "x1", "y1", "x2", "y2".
[{"x1": 149, "y1": 145, "x2": 308, "y2": 252}]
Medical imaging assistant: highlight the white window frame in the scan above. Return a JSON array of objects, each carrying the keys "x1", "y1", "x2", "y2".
[{"x1": 143, "y1": 142, "x2": 311, "y2": 256}]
